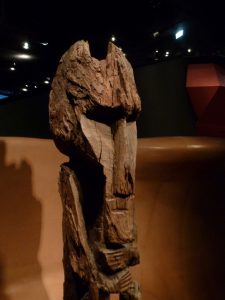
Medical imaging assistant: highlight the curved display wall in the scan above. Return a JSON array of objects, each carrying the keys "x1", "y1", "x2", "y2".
[{"x1": 0, "y1": 137, "x2": 225, "y2": 300}]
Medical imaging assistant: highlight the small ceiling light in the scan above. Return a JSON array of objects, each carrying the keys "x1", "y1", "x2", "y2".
[
  {"x1": 23, "y1": 42, "x2": 29, "y2": 50},
  {"x1": 111, "y1": 35, "x2": 116, "y2": 42},
  {"x1": 13, "y1": 62, "x2": 16, "y2": 66},
  {"x1": 175, "y1": 29, "x2": 184, "y2": 39},
  {"x1": 153, "y1": 31, "x2": 159, "y2": 38},
  {"x1": 188, "y1": 48, "x2": 192, "y2": 53},
  {"x1": 155, "y1": 49, "x2": 159, "y2": 53},
  {"x1": 14, "y1": 53, "x2": 34, "y2": 60},
  {"x1": 34, "y1": 85, "x2": 38, "y2": 89},
  {"x1": 22, "y1": 88, "x2": 28, "y2": 92},
  {"x1": 41, "y1": 42, "x2": 48, "y2": 46},
  {"x1": 10, "y1": 67, "x2": 16, "y2": 71},
  {"x1": 44, "y1": 80, "x2": 50, "y2": 84},
  {"x1": 165, "y1": 51, "x2": 170, "y2": 57},
  {"x1": 46, "y1": 77, "x2": 50, "y2": 81},
  {"x1": 25, "y1": 84, "x2": 28, "y2": 87}
]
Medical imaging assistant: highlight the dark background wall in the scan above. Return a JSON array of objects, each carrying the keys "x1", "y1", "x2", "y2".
[
  {"x1": 0, "y1": 58, "x2": 196, "y2": 138},
  {"x1": 134, "y1": 58, "x2": 196, "y2": 137},
  {"x1": 0, "y1": 92, "x2": 51, "y2": 138}
]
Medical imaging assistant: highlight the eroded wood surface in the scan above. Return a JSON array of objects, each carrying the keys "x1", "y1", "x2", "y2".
[{"x1": 49, "y1": 40, "x2": 141, "y2": 300}]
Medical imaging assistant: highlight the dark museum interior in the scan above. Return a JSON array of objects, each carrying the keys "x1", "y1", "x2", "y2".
[
  {"x1": 1, "y1": 1, "x2": 225, "y2": 300},
  {"x1": 0, "y1": 0, "x2": 225, "y2": 137}
]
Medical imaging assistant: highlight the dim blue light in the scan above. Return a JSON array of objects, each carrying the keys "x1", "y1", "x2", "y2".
[{"x1": 0, "y1": 94, "x2": 9, "y2": 100}]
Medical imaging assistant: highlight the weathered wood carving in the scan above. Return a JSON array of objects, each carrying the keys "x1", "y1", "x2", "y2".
[{"x1": 49, "y1": 40, "x2": 141, "y2": 300}]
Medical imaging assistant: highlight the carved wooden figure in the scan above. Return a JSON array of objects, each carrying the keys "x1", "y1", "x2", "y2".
[{"x1": 49, "y1": 40, "x2": 141, "y2": 300}]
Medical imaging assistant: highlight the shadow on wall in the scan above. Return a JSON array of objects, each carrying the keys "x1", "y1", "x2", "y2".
[
  {"x1": 0, "y1": 141, "x2": 49, "y2": 300},
  {"x1": 0, "y1": 259, "x2": 9, "y2": 300}
]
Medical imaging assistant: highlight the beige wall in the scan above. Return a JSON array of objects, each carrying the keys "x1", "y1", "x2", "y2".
[
  {"x1": 0, "y1": 138, "x2": 65, "y2": 300},
  {"x1": 0, "y1": 137, "x2": 225, "y2": 300},
  {"x1": 134, "y1": 137, "x2": 225, "y2": 300}
]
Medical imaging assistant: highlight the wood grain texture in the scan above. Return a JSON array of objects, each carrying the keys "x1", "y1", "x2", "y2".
[{"x1": 49, "y1": 40, "x2": 141, "y2": 299}]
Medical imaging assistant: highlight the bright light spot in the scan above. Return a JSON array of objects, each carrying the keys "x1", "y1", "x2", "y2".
[
  {"x1": 153, "y1": 31, "x2": 159, "y2": 38},
  {"x1": 155, "y1": 49, "x2": 159, "y2": 53},
  {"x1": 25, "y1": 84, "x2": 28, "y2": 87},
  {"x1": 188, "y1": 48, "x2": 192, "y2": 53},
  {"x1": 46, "y1": 77, "x2": 50, "y2": 81},
  {"x1": 13, "y1": 62, "x2": 16, "y2": 66},
  {"x1": 41, "y1": 42, "x2": 48, "y2": 46},
  {"x1": 14, "y1": 53, "x2": 34, "y2": 60},
  {"x1": 119, "y1": 47, "x2": 122, "y2": 51},
  {"x1": 23, "y1": 42, "x2": 29, "y2": 49},
  {"x1": 34, "y1": 85, "x2": 37, "y2": 89},
  {"x1": 111, "y1": 35, "x2": 116, "y2": 42},
  {"x1": 123, "y1": 53, "x2": 126, "y2": 56},
  {"x1": 44, "y1": 80, "x2": 50, "y2": 84},
  {"x1": 175, "y1": 29, "x2": 184, "y2": 39},
  {"x1": 22, "y1": 88, "x2": 28, "y2": 92},
  {"x1": 10, "y1": 67, "x2": 16, "y2": 71},
  {"x1": 166, "y1": 51, "x2": 170, "y2": 55}
]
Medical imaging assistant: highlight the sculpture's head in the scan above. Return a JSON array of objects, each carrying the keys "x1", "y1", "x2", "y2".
[{"x1": 49, "y1": 40, "x2": 141, "y2": 197}]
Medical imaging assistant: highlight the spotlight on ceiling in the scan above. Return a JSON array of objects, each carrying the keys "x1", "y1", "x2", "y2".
[
  {"x1": 23, "y1": 42, "x2": 29, "y2": 50},
  {"x1": 10, "y1": 67, "x2": 16, "y2": 71},
  {"x1": 111, "y1": 35, "x2": 116, "y2": 42},
  {"x1": 188, "y1": 48, "x2": 192, "y2": 53},
  {"x1": 14, "y1": 53, "x2": 34, "y2": 60},
  {"x1": 155, "y1": 49, "x2": 159, "y2": 53},
  {"x1": 175, "y1": 29, "x2": 184, "y2": 39},
  {"x1": 44, "y1": 80, "x2": 50, "y2": 84},
  {"x1": 153, "y1": 31, "x2": 159, "y2": 38},
  {"x1": 41, "y1": 42, "x2": 48, "y2": 46},
  {"x1": 22, "y1": 88, "x2": 28, "y2": 92}
]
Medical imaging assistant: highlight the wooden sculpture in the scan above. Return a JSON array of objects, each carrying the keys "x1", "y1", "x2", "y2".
[{"x1": 49, "y1": 40, "x2": 141, "y2": 300}]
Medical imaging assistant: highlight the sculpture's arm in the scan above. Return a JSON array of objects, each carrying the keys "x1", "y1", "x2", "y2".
[
  {"x1": 59, "y1": 164, "x2": 133, "y2": 294},
  {"x1": 59, "y1": 164, "x2": 98, "y2": 283}
]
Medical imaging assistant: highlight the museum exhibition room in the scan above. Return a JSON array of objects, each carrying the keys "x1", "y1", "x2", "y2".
[{"x1": 0, "y1": 0, "x2": 225, "y2": 299}]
